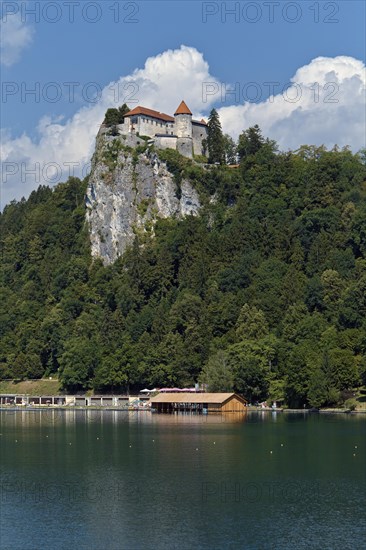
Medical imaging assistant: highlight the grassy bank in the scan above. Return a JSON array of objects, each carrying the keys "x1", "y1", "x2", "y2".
[
  {"x1": 0, "y1": 379, "x2": 61, "y2": 396},
  {"x1": 344, "y1": 389, "x2": 366, "y2": 411}
]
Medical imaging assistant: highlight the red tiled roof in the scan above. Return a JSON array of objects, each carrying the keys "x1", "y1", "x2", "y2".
[
  {"x1": 174, "y1": 100, "x2": 192, "y2": 115},
  {"x1": 192, "y1": 119, "x2": 207, "y2": 126},
  {"x1": 124, "y1": 106, "x2": 174, "y2": 123}
]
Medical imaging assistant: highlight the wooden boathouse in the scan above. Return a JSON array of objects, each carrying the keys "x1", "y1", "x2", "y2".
[{"x1": 150, "y1": 392, "x2": 247, "y2": 413}]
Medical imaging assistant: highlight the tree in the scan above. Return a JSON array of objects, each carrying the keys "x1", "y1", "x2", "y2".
[
  {"x1": 228, "y1": 343, "x2": 270, "y2": 402},
  {"x1": 199, "y1": 350, "x2": 234, "y2": 392},
  {"x1": 93, "y1": 353, "x2": 128, "y2": 393},
  {"x1": 207, "y1": 109, "x2": 225, "y2": 164},
  {"x1": 284, "y1": 345, "x2": 313, "y2": 408},
  {"x1": 223, "y1": 134, "x2": 237, "y2": 164},
  {"x1": 307, "y1": 367, "x2": 329, "y2": 408},
  {"x1": 59, "y1": 337, "x2": 100, "y2": 391},
  {"x1": 237, "y1": 125, "x2": 265, "y2": 160},
  {"x1": 103, "y1": 103, "x2": 130, "y2": 127},
  {"x1": 235, "y1": 303, "x2": 268, "y2": 340},
  {"x1": 226, "y1": 339, "x2": 275, "y2": 402}
]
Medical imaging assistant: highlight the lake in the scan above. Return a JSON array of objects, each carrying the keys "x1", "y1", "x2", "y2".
[{"x1": 0, "y1": 410, "x2": 365, "y2": 549}]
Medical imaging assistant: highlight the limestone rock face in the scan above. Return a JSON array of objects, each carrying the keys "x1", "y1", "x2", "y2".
[{"x1": 86, "y1": 135, "x2": 200, "y2": 264}]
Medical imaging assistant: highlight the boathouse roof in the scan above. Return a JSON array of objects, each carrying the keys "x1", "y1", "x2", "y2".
[{"x1": 150, "y1": 392, "x2": 246, "y2": 404}]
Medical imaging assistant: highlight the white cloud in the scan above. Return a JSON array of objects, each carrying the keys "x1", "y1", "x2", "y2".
[
  {"x1": 0, "y1": 9, "x2": 34, "y2": 66},
  {"x1": 218, "y1": 55, "x2": 366, "y2": 152},
  {"x1": 1, "y1": 47, "x2": 365, "y2": 207}
]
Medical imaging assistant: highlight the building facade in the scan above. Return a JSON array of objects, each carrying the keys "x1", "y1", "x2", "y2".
[
  {"x1": 115, "y1": 101, "x2": 208, "y2": 158},
  {"x1": 150, "y1": 392, "x2": 247, "y2": 413}
]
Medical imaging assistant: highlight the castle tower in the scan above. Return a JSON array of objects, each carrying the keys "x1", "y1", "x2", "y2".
[{"x1": 174, "y1": 100, "x2": 193, "y2": 158}]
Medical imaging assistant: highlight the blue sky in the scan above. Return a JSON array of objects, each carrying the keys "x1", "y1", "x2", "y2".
[
  {"x1": 1, "y1": 1, "x2": 365, "y2": 204},
  {"x1": 2, "y1": 0, "x2": 365, "y2": 133}
]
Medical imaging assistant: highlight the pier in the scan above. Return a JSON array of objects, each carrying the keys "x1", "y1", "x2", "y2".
[{"x1": 0, "y1": 394, "x2": 150, "y2": 409}]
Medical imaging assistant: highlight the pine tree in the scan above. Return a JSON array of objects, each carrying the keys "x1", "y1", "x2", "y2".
[
  {"x1": 207, "y1": 108, "x2": 225, "y2": 164},
  {"x1": 238, "y1": 125, "x2": 265, "y2": 159},
  {"x1": 237, "y1": 124, "x2": 277, "y2": 161},
  {"x1": 223, "y1": 134, "x2": 237, "y2": 164}
]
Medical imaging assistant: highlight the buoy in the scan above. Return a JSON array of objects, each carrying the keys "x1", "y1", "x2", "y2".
[
  {"x1": 15, "y1": 440, "x2": 18, "y2": 443},
  {"x1": 196, "y1": 448, "x2": 198, "y2": 451},
  {"x1": 97, "y1": 437, "x2": 99, "y2": 440},
  {"x1": 129, "y1": 445, "x2": 132, "y2": 448},
  {"x1": 355, "y1": 445, "x2": 358, "y2": 449},
  {"x1": 353, "y1": 453, "x2": 356, "y2": 457},
  {"x1": 280, "y1": 443, "x2": 284, "y2": 447},
  {"x1": 213, "y1": 442, "x2": 216, "y2": 445},
  {"x1": 270, "y1": 451, "x2": 273, "y2": 454}
]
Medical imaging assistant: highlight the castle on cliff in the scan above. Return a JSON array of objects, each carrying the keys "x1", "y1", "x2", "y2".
[{"x1": 115, "y1": 100, "x2": 208, "y2": 158}]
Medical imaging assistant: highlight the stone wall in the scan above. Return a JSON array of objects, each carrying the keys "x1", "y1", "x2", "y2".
[
  {"x1": 192, "y1": 123, "x2": 208, "y2": 156},
  {"x1": 176, "y1": 137, "x2": 193, "y2": 158},
  {"x1": 129, "y1": 116, "x2": 175, "y2": 138},
  {"x1": 175, "y1": 114, "x2": 192, "y2": 138},
  {"x1": 154, "y1": 136, "x2": 178, "y2": 150}
]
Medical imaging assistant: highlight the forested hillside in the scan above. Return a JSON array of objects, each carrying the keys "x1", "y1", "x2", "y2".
[{"x1": 1, "y1": 136, "x2": 366, "y2": 407}]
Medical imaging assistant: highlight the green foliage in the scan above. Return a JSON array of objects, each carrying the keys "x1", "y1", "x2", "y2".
[
  {"x1": 103, "y1": 104, "x2": 130, "y2": 127},
  {"x1": 156, "y1": 148, "x2": 191, "y2": 184},
  {"x1": 238, "y1": 125, "x2": 267, "y2": 158},
  {"x1": 199, "y1": 350, "x2": 234, "y2": 392},
  {"x1": 1, "y1": 139, "x2": 366, "y2": 405},
  {"x1": 102, "y1": 139, "x2": 124, "y2": 170},
  {"x1": 223, "y1": 134, "x2": 237, "y2": 164},
  {"x1": 235, "y1": 304, "x2": 269, "y2": 340},
  {"x1": 207, "y1": 109, "x2": 225, "y2": 165}
]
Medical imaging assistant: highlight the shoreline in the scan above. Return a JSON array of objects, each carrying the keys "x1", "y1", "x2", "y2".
[{"x1": 1, "y1": 405, "x2": 365, "y2": 414}]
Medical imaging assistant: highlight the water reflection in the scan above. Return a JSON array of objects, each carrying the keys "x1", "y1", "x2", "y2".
[
  {"x1": 0, "y1": 410, "x2": 365, "y2": 550},
  {"x1": 2, "y1": 408, "x2": 366, "y2": 431},
  {"x1": 0, "y1": 409, "x2": 250, "y2": 428}
]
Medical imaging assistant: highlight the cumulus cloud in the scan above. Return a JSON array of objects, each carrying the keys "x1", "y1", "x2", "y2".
[
  {"x1": 218, "y1": 55, "x2": 366, "y2": 152},
  {"x1": 1, "y1": 46, "x2": 365, "y2": 207},
  {"x1": 0, "y1": 8, "x2": 34, "y2": 66}
]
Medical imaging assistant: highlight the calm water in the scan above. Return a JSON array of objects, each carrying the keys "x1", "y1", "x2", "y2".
[{"x1": 0, "y1": 410, "x2": 365, "y2": 550}]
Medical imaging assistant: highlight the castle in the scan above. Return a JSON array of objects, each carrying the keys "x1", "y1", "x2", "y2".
[{"x1": 113, "y1": 100, "x2": 208, "y2": 158}]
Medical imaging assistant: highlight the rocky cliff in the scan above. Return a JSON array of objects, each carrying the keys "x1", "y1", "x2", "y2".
[{"x1": 85, "y1": 133, "x2": 201, "y2": 264}]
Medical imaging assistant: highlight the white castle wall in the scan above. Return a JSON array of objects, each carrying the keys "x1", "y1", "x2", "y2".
[
  {"x1": 128, "y1": 116, "x2": 174, "y2": 138},
  {"x1": 118, "y1": 120, "x2": 131, "y2": 134},
  {"x1": 111, "y1": 110, "x2": 207, "y2": 158},
  {"x1": 174, "y1": 114, "x2": 192, "y2": 138}
]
